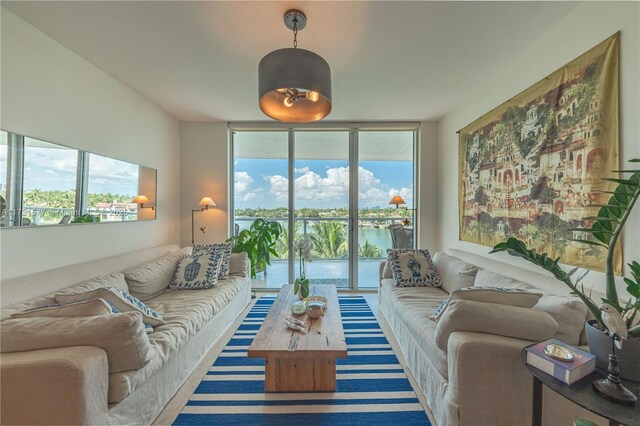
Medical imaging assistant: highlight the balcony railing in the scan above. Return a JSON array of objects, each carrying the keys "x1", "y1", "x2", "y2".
[{"x1": 235, "y1": 215, "x2": 414, "y2": 289}]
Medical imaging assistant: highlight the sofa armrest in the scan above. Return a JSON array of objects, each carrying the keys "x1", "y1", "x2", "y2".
[
  {"x1": 447, "y1": 331, "x2": 534, "y2": 424},
  {"x1": 1, "y1": 346, "x2": 109, "y2": 425},
  {"x1": 379, "y1": 261, "x2": 386, "y2": 286}
]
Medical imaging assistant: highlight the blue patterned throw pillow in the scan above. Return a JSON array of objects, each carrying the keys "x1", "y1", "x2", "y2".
[
  {"x1": 170, "y1": 250, "x2": 223, "y2": 290},
  {"x1": 55, "y1": 287, "x2": 165, "y2": 325},
  {"x1": 387, "y1": 248, "x2": 442, "y2": 287},
  {"x1": 192, "y1": 242, "x2": 233, "y2": 280}
]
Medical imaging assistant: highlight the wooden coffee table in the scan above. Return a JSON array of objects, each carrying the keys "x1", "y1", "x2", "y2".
[{"x1": 248, "y1": 284, "x2": 347, "y2": 392}]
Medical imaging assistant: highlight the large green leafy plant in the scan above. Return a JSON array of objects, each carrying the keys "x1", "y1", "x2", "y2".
[
  {"x1": 228, "y1": 218, "x2": 283, "y2": 278},
  {"x1": 491, "y1": 159, "x2": 640, "y2": 337}
]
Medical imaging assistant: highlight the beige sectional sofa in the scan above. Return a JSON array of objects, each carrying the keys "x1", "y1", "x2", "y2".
[
  {"x1": 1, "y1": 244, "x2": 252, "y2": 425},
  {"x1": 379, "y1": 248, "x2": 606, "y2": 426}
]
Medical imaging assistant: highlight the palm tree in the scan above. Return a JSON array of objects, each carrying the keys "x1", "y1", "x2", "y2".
[
  {"x1": 310, "y1": 221, "x2": 348, "y2": 259},
  {"x1": 273, "y1": 221, "x2": 297, "y2": 259},
  {"x1": 358, "y1": 240, "x2": 383, "y2": 258}
]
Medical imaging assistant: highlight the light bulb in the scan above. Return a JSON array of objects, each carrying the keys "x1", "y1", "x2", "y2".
[
  {"x1": 306, "y1": 91, "x2": 320, "y2": 102},
  {"x1": 284, "y1": 97, "x2": 294, "y2": 108}
]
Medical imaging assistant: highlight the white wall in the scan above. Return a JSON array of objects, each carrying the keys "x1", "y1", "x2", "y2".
[
  {"x1": 179, "y1": 122, "x2": 230, "y2": 247},
  {"x1": 0, "y1": 9, "x2": 181, "y2": 280},
  {"x1": 418, "y1": 121, "x2": 439, "y2": 250},
  {"x1": 436, "y1": 1, "x2": 640, "y2": 295}
]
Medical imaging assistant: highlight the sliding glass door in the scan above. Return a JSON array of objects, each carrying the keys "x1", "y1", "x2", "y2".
[
  {"x1": 231, "y1": 127, "x2": 416, "y2": 290},
  {"x1": 294, "y1": 131, "x2": 351, "y2": 288}
]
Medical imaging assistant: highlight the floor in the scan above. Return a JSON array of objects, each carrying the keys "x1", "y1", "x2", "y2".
[{"x1": 153, "y1": 291, "x2": 436, "y2": 425}]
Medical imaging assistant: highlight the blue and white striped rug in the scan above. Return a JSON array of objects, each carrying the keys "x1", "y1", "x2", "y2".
[{"x1": 173, "y1": 296, "x2": 431, "y2": 425}]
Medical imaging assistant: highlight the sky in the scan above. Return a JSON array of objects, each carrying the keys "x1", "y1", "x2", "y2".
[
  {"x1": 234, "y1": 158, "x2": 414, "y2": 209},
  {"x1": 0, "y1": 143, "x2": 139, "y2": 196}
]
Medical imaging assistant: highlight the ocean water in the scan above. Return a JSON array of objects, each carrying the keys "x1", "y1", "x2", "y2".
[{"x1": 236, "y1": 219, "x2": 393, "y2": 256}]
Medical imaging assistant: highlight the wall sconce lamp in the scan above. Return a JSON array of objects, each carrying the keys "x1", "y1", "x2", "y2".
[
  {"x1": 133, "y1": 195, "x2": 155, "y2": 210},
  {"x1": 389, "y1": 195, "x2": 416, "y2": 227},
  {"x1": 192, "y1": 197, "x2": 216, "y2": 244}
]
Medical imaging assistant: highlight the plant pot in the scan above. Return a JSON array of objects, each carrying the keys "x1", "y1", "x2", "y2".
[{"x1": 585, "y1": 319, "x2": 640, "y2": 382}]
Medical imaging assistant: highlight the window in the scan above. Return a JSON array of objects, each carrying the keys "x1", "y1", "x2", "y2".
[
  {"x1": 0, "y1": 129, "x2": 155, "y2": 227},
  {"x1": 231, "y1": 126, "x2": 418, "y2": 290},
  {"x1": 0, "y1": 131, "x2": 8, "y2": 226},
  {"x1": 22, "y1": 137, "x2": 78, "y2": 225},
  {"x1": 86, "y1": 154, "x2": 139, "y2": 222}
]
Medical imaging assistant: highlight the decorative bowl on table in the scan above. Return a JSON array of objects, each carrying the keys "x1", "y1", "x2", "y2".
[{"x1": 304, "y1": 296, "x2": 328, "y2": 309}]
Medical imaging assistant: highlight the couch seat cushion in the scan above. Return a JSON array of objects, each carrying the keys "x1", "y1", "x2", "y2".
[
  {"x1": 107, "y1": 276, "x2": 247, "y2": 403},
  {"x1": 380, "y1": 279, "x2": 449, "y2": 379}
]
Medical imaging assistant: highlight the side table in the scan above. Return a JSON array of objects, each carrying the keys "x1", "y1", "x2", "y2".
[{"x1": 522, "y1": 345, "x2": 639, "y2": 426}]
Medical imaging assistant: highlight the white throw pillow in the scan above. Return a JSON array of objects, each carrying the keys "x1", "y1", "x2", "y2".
[
  {"x1": 124, "y1": 250, "x2": 186, "y2": 301},
  {"x1": 56, "y1": 287, "x2": 165, "y2": 326},
  {"x1": 533, "y1": 295, "x2": 588, "y2": 345},
  {"x1": 433, "y1": 251, "x2": 479, "y2": 293},
  {"x1": 229, "y1": 252, "x2": 250, "y2": 278},
  {"x1": 0, "y1": 312, "x2": 152, "y2": 373},
  {"x1": 430, "y1": 286, "x2": 543, "y2": 321},
  {"x1": 474, "y1": 269, "x2": 536, "y2": 291},
  {"x1": 170, "y1": 251, "x2": 223, "y2": 290},
  {"x1": 434, "y1": 300, "x2": 558, "y2": 350},
  {"x1": 10, "y1": 298, "x2": 113, "y2": 319},
  {"x1": 192, "y1": 242, "x2": 233, "y2": 280},
  {"x1": 387, "y1": 248, "x2": 442, "y2": 287}
]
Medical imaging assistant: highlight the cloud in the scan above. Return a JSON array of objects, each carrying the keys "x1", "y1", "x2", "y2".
[
  {"x1": 294, "y1": 166, "x2": 310, "y2": 174},
  {"x1": 234, "y1": 171, "x2": 254, "y2": 193},
  {"x1": 264, "y1": 166, "x2": 413, "y2": 207},
  {"x1": 235, "y1": 171, "x2": 264, "y2": 202}
]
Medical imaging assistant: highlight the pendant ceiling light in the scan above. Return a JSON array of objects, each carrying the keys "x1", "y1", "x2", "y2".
[{"x1": 258, "y1": 9, "x2": 332, "y2": 123}]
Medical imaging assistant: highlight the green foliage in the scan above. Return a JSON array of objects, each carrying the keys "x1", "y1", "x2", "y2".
[
  {"x1": 71, "y1": 214, "x2": 100, "y2": 223},
  {"x1": 294, "y1": 278, "x2": 310, "y2": 298},
  {"x1": 359, "y1": 240, "x2": 383, "y2": 258},
  {"x1": 228, "y1": 218, "x2": 283, "y2": 278},
  {"x1": 491, "y1": 237, "x2": 602, "y2": 324},
  {"x1": 309, "y1": 221, "x2": 348, "y2": 259},
  {"x1": 492, "y1": 159, "x2": 640, "y2": 336}
]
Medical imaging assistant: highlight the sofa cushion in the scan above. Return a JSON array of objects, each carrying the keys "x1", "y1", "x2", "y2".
[
  {"x1": 431, "y1": 287, "x2": 543, "y2": 321},
  {"x1": 434, "y1": 300, "x2": 559, "y2": 350},
  {"x1": 107, "y1": 275, "x2": 249, "y2": 402},
  {"x1": 170, "y1": 251, "x2": 222, "y2": 290},
  {"x1": 229, "y1": 252, "x2": 249, "y2": 277},
  {"x1": 382, "y1": 259, "x2": 393, "y2": 279},
  {"x1": 433, "y1": 251, "x2": 479, "y2": 293},
  {"x1": 192, "y1": 242, "x2": 233, "y2": 279},
  {"x1": 379, "y1": 279, "x2": 449, "y2": 379},
  {"x1": 533, "y1": 295, "x2": 588, "y2": 345},
  {"x1": 56, "y1": 286, "x2": 166, "y2": 326},
  {"x1": 10, "y1": 298, "x2": 113, "y2": 318},
  {"x1": 387, "y1": 249, "x2": 442, "y2": 287},
  {"x1": 474, "y1": 269, "x2": 536, "y2": 290},
  {"x1": 0, "y1": 312, "x2": 152, "y2": 373},
  {"x1": 124, "y1": 250, "x2": 186, "y2": 301}
]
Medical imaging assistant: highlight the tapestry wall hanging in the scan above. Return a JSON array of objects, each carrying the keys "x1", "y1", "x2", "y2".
[{"x1": 458, "y1": 33, "x2": 620, "y2": 273}]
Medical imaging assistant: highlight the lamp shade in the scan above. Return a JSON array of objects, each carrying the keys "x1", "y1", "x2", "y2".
[
  {"x1": 132, "y1": 195, "x2": 150, "y2": 204},
  {"x1": 258, "y1": 48, "x2": 332, "y2": 123},
  {"x1": 389, "y1": 196, "x2": 406, "y2": 206},
  {"x1": 198, "y1": 197, "x2": 216, "y2": 207}
]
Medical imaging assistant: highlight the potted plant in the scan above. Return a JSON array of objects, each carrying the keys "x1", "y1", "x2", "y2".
[
  {"x1": 491, "y1": 159, "x2": 640, "y2": 381},
  {"x1": 293, "y1": 237, "x2": 314, "y2": 299},
  {"x1": 228, "y1": 218, "x2": 283, "y2": 278}
]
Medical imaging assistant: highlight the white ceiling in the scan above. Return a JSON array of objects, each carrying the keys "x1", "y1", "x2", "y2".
[{"x1": 2, "y1": 1, "x2": 578, "y2": 122}]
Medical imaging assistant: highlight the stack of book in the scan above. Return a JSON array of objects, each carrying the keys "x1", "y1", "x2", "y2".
[{"x1": 525, "y1": 339, "x2": 596, "y2": 384}]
